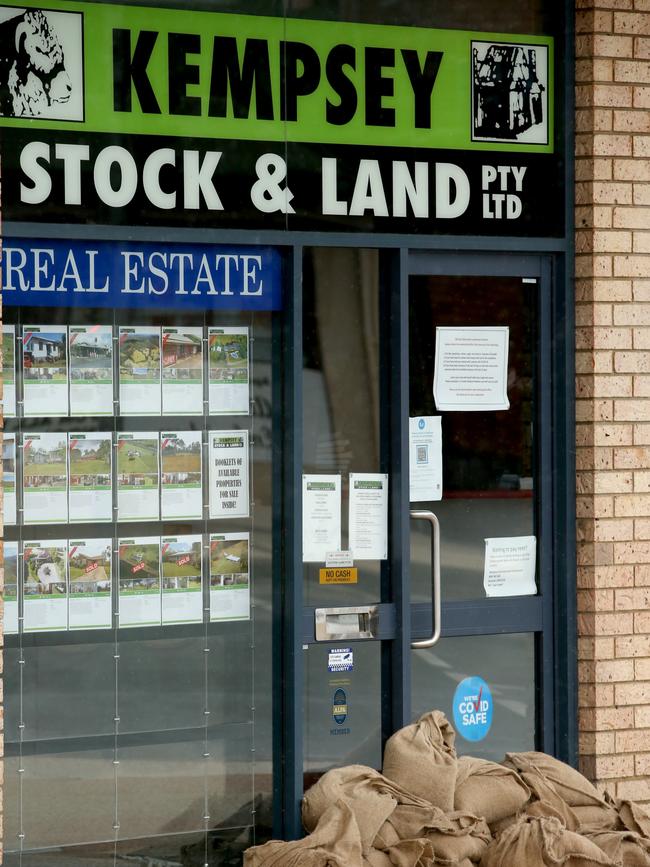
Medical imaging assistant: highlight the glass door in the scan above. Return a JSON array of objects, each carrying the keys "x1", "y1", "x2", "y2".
[{"x1": 407, "y1": 253, "x2": 554, "y2": 760}]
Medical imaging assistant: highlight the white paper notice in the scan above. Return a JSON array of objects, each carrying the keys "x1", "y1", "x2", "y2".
[
  {"x1": 162, "y1": 535, "x2": 203, "y2": 625},
  {"x1": 208, "y1": 430, "x2": 249, "y2": 518},
  {"x1": 68, "y1": 539, "x2": 112, "y2": 630},
  {"x1": 118, "y1": 536, "x2": 161, "y2": 628},
  {"x1": 23, "y1": 432, "x2": 68, "y2": 524},
  {"x1": 161, "y1": 431, "x2": 203, "y2": 520},
  {"x1": 69, "y1": 325, "x2": 114, "y2": 416},
  {"x1": 23, "y1": 540, "x2": 68, "y2": 632},
  {"x1": 349, "y1": 473, "x2": 388, "y2": 561},
  {"x1": 409, "y1": 416, "x2": 443, "y2": 502},
  {"x1": 2, "y1": 324, "x2": 16, "y2": 417},
  {"x1": 210, "y1": 532, "x2": 250, "y2": 621},
  {"x1": 119, "y1": 326, "x2": 161, "y2": 415},
  {"x1": 69, "y1": 432, "x2": 113, "y2": 523},
  {"x1": 484, "y1": 536, "x2": 537, "y2": 597},
  {"x1": 3, "y1": 433, "x2": 17, "y2": 526},
  {"x1": 208, "y1": 327, "x2": 250, "y2": 415},
  {"x1": 162, "y1": 326, "x2": 204, "y2": 416},
  {"x1": 4, "y1": 541, "x2": 19, "y2": 635},
  {"x1": 302, "y1": 475, "x2": 341, "y2": 562},
  {"x1": 117, "y1": 432, "x2": 160, "y2": 521},
  {"x1": 23, "y1": 325, "x2": 69, "y2": 417},
  {"x1": 433, "y1": 326, "x2": 510, "y2": 412}
]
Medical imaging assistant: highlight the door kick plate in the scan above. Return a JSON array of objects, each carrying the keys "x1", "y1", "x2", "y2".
[{"x1": 315, "y1": 605, "x2": 379, "y2": 641}]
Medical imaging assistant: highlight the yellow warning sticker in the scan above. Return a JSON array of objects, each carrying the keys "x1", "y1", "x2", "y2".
[{"x1": 319, "y1": 567, "x2": 358, "y2": 585}]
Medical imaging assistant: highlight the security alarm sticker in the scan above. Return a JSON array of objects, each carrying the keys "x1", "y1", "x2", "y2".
[
  {"x1": 453, "y1": 675, "x2": 493, "y2": 742},
  {"x1": 328, "y1": 648, "x2": 354, "y2": 673},
  {"x1": 332, "y1": 687, "x2": 348, "y2": 725}
]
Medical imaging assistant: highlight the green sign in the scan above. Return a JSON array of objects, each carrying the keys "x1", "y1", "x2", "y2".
[{"x1": 0, "y1": 0, "x2": 553, "y2": 152}]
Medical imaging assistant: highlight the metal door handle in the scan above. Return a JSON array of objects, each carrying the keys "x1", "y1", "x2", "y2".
[{"x1": 409, "y1": 510, "x2": 441, "y2": 649}]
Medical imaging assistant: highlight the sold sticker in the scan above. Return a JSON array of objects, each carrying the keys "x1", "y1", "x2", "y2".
[{"x1": 452, "y1": 676, "x2": 493, "y2": 742}]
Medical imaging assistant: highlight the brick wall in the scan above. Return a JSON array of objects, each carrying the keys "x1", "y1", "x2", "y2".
[{"x1": 576, "y1": 0, "x2": 650, "y2": 802}]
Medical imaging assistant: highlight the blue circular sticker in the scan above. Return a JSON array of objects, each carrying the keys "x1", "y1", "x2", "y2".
[{"x1": 453, "y1": 676, "x2": 493, "y2": 742}]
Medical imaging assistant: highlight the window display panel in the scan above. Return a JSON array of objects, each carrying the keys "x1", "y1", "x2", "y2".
[{"x1": 3, "y1": 248, "x2": 279, "y2": 860}]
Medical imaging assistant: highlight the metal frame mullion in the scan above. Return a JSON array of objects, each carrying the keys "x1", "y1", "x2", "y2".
[
  {"x1": 380, "y1": 249, "x2": 412, "y2": 743},
  {"x1": 538, "y1": 256, "x2": 557, "y2": 756},
  {"x1": 272, "y1": 245, "x2": 304, "y2": 840}
]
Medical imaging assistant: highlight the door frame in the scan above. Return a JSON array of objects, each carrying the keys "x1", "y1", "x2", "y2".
[
  {"x1": 278, "y1": 245, "x2": 576, "y2": 838},
  {"x1": 403, "y1": 251, "x2": 557, "y2": 756}
]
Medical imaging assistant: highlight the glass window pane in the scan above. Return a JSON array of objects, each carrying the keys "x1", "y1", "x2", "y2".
[
  {"x1": 411, "y1": 633, "x2": 537, "y2": 761},
  {"x1": 409, "y1": 276, "x2": 537, "y2": 602}
]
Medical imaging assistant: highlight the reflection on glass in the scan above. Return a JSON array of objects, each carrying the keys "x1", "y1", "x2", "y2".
[
  {"x1": 302, "y1": 247, "x2": 382, "y2": 606},
  {"x1": 4, "y1": 306, "x2": 275, "y2": 859},
  {"x1": 411, "y1": 633, "x2": 537, "y2": 761},
  {"x1": 409, "y1": 276, "x2": 537, "y2": 602},
  {"x1": 304, "y1": 642, "x2": 382, "y2": 788}
]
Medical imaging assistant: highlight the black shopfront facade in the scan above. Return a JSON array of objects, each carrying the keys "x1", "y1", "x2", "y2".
[{"x1": 0, "y1": 0, "x2": 574, "y2": 861}]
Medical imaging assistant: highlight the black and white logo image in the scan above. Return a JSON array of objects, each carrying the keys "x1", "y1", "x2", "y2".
[
  {"x1": 472, "y1": 42, "x2": 548, "y2": 145},
  {"x1": 0, "y1": 6, "x2": 83, "y2": 120}
]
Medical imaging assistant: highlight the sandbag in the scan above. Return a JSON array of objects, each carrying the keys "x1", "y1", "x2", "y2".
[
  {"x1": 503, "y1": 752, "x2": 606, "y2": 808},
  {"x1": 605, "y1": 795, "x2": 650, "y2": 837},
  {"x1": 383, "y1": 711, "x2": 458, "y2": 811},
  {"x1": 572, "y1": 804, "x2": 620, "y2": 832},
  {"x1": 502, "y1": 754, "x2": 582, "y2": 831},
  {"x1": 244, "y1": 800, "x2": 364, "y2": 867},
  {"x1": 479, "y1": 816, "x2": 615, "y2": 867},
  {"x1": 488, "y1": 814, "x2": 520, "y2": 837},
  {"x1": 376, "y1": 806, "x2": 491, "y2": 864},
  {"x1": 585, "y1": 829, "x2": 650, "y2": 866},
  {"x1": 302, "y1": 765, "x2": 436, "y2": 855},
  {"x1": 454, "y1": 756, "x2": 530, "y2": 825},
  {"x1": 382, "y1": 839, "x2": 435, "y2": 867},
  {"x1": 364, "y1": 849, "x2": 394, "y2": 867}
]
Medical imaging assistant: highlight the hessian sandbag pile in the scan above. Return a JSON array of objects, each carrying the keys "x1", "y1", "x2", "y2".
[{"x1": 244, "y1": 709, "x2": 650, "y2": 867}]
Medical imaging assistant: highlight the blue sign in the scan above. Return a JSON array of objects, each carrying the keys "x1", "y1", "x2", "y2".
[
  {"x1": 453, "y1": 676, "x2": 493, "y2": 742},
  {"x1": 1, "y1": 239, "x2": 283, "y2": 311},
  {"x1": 332, "y1": 688, "x2": 348, "y2": 725}
]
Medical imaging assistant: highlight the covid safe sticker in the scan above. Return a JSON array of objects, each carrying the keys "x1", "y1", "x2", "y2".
[{"x1": 452, "y1": 676, "x2": 493, "y2": 742}]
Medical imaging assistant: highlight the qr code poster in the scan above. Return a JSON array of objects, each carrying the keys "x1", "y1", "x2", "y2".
[
  {"x1": 472, "y1": 41, "x2": 549, "y2": 145},
  {"x1": 416, "y1": 444, "x2": 429, "y2": 465}
]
